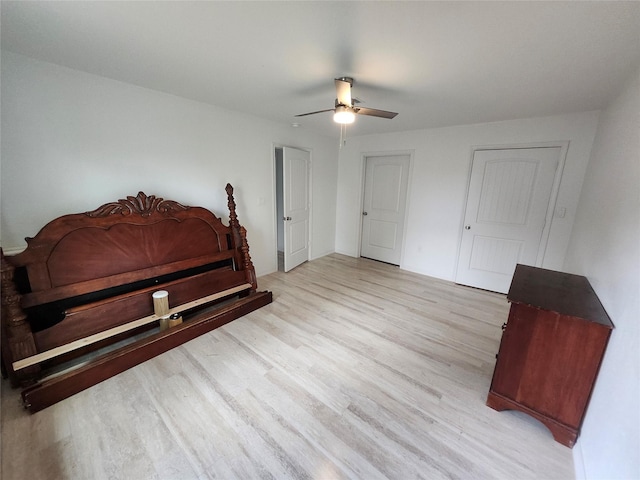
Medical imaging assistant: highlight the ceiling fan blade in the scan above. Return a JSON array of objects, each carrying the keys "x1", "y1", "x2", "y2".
[
  {"x1": 335, "y1": 78, "x2": 352, "y2": 107},
  {"x1": 355, "y1": 107, "x2": 398, "y2": 119},
  {"x1": 295, "y1": 108, "x2": 335, "y2": 117}
]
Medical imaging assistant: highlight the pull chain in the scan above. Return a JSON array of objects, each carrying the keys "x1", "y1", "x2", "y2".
[{"x1": 339, "y1": 123, "x2": 348, "y2": 148}]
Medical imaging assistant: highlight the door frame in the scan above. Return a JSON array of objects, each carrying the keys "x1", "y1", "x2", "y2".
[
  {"x1": 454, "y1": 141, "x2": 569, "y2": 279},
  {"x1": 358, "y1": 150, "x2": 414, "y2": 266},
  {"x1": 272, "y1": 143, "x2": 313, "y2": 272}
]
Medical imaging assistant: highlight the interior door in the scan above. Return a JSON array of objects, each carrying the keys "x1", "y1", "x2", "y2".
[
  {"x1": 455, "y1": 147, "x2": 561, "y2": 293},
  {"x1": 282, "y1": 146, "x2": 310, "y2": 272},
  {"x1": 360, "y1": 155, "x2": 410, "y2": 265}
]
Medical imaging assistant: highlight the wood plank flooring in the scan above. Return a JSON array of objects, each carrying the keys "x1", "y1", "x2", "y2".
[{"x1": 1, "y1": 254, "x2": 574, "y2": 479}]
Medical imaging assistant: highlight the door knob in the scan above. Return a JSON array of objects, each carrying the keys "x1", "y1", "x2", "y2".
[
  {"x1": 464, "y1": 225, "x2": 471, "y2": 230},
  {"x1": 363, "y1": 212, "x2": 368, "y2": 216},
  {"x1": 283, "y1": 216, "x2": 292, "y2": 221}
]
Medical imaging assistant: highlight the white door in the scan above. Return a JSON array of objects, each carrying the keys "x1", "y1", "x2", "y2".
[
  {"x1": 283, "y1": 146, "x2": 309, "y2": 272},
  {"x1": 456, "y1": 147, "x2": 561, "y2": 293},
  {"x1": 360, "y1": 155, "x2": 410, "y2": 265}
]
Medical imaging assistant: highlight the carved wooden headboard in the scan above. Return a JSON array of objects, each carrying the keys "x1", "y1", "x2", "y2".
[{"x1": 1, "y1": 184, "x2": 272, "y2": 412}]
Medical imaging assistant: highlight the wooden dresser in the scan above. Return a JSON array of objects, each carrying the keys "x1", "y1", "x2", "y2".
[{"x1": 486, "y1": 264, "x2": 613, "y2": 448}]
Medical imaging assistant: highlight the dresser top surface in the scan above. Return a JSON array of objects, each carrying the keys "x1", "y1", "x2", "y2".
[{"x1": 507, "y1": 265, "x2": 613, "y2": 328}]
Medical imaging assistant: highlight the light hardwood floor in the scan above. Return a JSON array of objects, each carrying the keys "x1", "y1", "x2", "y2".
[{"x1": 1, "y1": 254, "x2": 574, "y2": 479}]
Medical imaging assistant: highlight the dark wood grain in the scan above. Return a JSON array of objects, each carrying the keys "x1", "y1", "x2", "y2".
[
  {"x1": 1, "y1": 250, "x2": 40, "y2": 386},
  {"x1": 22, "y1": 291, "x2": 272, "y2": 413},
  {"x1": 20, "y1": 250, "x2": 236, "y2": 308},
  {"x1": 1, "y1": 186, "x2": 272, "y2": 403},
  {"x1": 507, "y1": 264, "x2": 613, "y2": 326},
  {"x1": 45, "y1": 219, "x2": 222, "y2": 286},
  {"x1": 488, "y1": 264, "x2": 613, "y2": 447},
  {"x1": 33, "y1": 268, "x2": 247, "y2": 352}
]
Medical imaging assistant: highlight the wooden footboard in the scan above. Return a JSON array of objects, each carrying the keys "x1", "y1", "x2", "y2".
[{"x1": 21, "y1": 290, "x2": 272, "y2": 413}]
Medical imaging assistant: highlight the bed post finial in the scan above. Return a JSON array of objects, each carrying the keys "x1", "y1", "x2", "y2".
[
  {"x1": 226, "y1": 183, "x2": 238, "y2": 229},
  {"x1": 224, "y1": 184, "x2": 258, "y2": 291},
  {"x1": 1, "y1": 248, "x2": 40, "y2": 386}
]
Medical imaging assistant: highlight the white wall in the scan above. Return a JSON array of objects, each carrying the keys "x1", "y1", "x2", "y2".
[
  {"x1": 0, "y1": 52, "x2": 338, "y2": 276},
  {"x1": 564, "y1": 68, "x2": 639, "y2": 480},
  {"x1": 335, "y1": 111, "x2": 599, "y2": 281}
]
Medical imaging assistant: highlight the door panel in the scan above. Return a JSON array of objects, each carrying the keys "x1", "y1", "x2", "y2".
[
  {"x1": 456, "y1": 148, "x2": 560, "y2": 293},
  {"x1": 369, "y1": 220, "x2": 397, "y2": 250},
  {"x1": 477, "y1": 160, "x2": 538, "y2": 225},
  {"x1": 283, "y1": 147, "x2": 309, "y2": 272},
  {"x1": 361, "y1": 155, "x2": 410, "y2": 265},
  {"x1": 469, "y1": 236, "x2": 523, "y2": 275}
]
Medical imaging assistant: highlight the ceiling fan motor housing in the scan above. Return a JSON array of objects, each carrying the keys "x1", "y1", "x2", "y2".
[
  {"x1": 295, "y1": 77, "x2": 398, "y2": 121},
  {"x1": 336, "y1": 76, "x2": 354, "y2": 86}
]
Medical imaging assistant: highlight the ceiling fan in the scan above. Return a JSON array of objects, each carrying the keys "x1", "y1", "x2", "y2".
[{"x1": 295, "y1": 77, "x2": 398, "y2": 124}]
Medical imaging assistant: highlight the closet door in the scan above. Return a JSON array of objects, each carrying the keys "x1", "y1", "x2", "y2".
[{"x1": 455, "y1": 147, "x2": 560, "y2": 293}]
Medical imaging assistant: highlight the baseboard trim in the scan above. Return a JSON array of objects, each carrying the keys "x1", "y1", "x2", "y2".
[{"x1": 573, "y1": 440, "x2": 586, "y2": 480}]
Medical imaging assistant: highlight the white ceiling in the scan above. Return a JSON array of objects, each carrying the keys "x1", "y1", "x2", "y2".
[{"x1": 2, "y1": 1, "x2": 639, "y2": 138}]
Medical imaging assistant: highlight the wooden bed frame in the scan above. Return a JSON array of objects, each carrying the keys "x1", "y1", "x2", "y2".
[{"x1": 1, "y1": 184, "x2": 272, "y2": 412}]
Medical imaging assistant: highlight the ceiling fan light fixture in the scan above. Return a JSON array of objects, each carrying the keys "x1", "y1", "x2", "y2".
[{"x1": 333, "y1": 105, "x2": 355, "y2": 124}]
